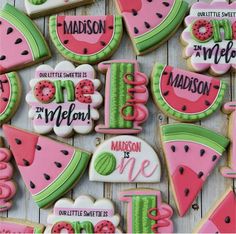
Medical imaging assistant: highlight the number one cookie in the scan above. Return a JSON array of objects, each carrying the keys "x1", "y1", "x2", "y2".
[
  {"x1": 119, "y1": 189, "x2": 173, "y2": 233},
  {"x1": 221, "y1": 102, "x2": 236, "y2": 178}
]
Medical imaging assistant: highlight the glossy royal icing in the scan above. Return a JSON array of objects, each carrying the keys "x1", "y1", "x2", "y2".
[
  {"x1": 161, "y1": 123, "x2": 229, "y2": 216},
  {"x1": 95, "y1": 60, "x2": 149, "y2": 134},
  {"x1": 2, "y1": 124, "x2": 91, "y2": 208},
  {"x1": 89, "y1": 135, "x2": 161, "y2": 183},
  {"x1": 181, "y1": 0, "x2": 236, "y2": 75},
  {"x1": 44, "y1": 195, "x2": 122, "y2": 233},
  {"x1": 119, "y1": 189, "x2": 174, "y2": 233},
  {"x1": 26, "y1": 61, "x2": 103, "y2": 137},
  {"x1": 116, "y1": 0, "x2": 188, "y2": 55}
]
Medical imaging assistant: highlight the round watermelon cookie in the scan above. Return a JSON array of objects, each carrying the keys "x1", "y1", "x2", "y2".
[
  {"x1": 49, "y1": 15, "x2": 123, "y2": 64},
  {"x1": 0, "y1": 72, "x2": 21, "y2": 125}
]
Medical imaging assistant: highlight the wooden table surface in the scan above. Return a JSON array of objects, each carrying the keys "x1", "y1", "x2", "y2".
[{"x1": 0, "y1": 0, "x2": 235, "y2": 233}]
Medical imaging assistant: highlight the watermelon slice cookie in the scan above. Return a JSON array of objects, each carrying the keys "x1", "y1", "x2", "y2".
[
  {"x1": 0, "y1": 72, "x2": 21, "y2": 125},
  {"x1": 0, "y1": 4, "x2": 50, "y2": 74},
  {"x1": 0, "y1": 217, "x2": 45, "y2": 233},
  {"x1": 151, "y1": 63, "x2": 226, "y2": 122},
  {"x1": 116, "y1": 0, "x2": 188, "y2": 55},
  {"x1": 194, "y1": 188, "x2": 236, "y2": 233},
  {"x1": 3, "y1": 124, "x2": 91, "y2": 208},
  {"x1": 49, "y1": 15, "x2": 123, "y2": 64},
  {"x1": 161, "y1": 123, "x2": 229, "y2": 217}
]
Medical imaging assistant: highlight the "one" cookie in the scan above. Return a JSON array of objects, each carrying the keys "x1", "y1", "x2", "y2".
[
  {"x1": 3, "y1": 124, "x2": 91, "y2": 208},
  {"x1": 181, "y1": 0, "x2": 236, "y2": 75},
  {"x1": 89, "y1": 135, "x2": 161, "y2": 183},
  {"x1": 49, "y1": 15, "x2": 123, "y2": 64},
  {"x1": 26, "y1": 61, "x2": 103, "y2": 137},
  {"x1": 116, "y1": 0, "x2": 188, "y2": 55},
  {"x1": 151, "y1": 63, "x2": 226, "y2": 122},
  {"x1": 0, "y1": 4, "x2": 51, "y2": 74}
]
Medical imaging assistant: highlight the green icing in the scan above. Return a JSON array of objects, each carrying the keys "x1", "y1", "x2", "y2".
[
  {"x1": 33, "y1": 150, "x2": 90, "y2": 208},
  {"x1": 94, "y1": 152, "x2": 116, "y2": 176},
  {"x1": 28, "y1": 0, "x2": 47, "y2": 5},
  {"x1": 161, "y1": 124, "x2": 229, "y2": 154},
  {"x1": 0, "y1": 72, "x2": 21, "y2": 124},
  {"x1": 151, "y1": 63, "x2": 227, "y2": 122},
  {"x1": 54, "y1": 80, "x2": 64, "y2": 103},
  {"x1": 132, "y1": 195, "x2": 156, "y2": 233},
  {"x1": 109, "y1": 62, "x2": 134, "y2": 129},
  {"x1": 1, "y1": 4, "x2": 50, "y2": 59},
  {"x1": 134, "y1": 1, "x2": 188, "y2": 54},
  {"x1": 49, "y1": 15, "x2": 123, "y2": 64},
  {"x1": 81, "y1": 221, "x2": 94, "y2": 233},
  {"x1": 211, "y1": 19, "x2": 233, "y2": 42},
  {"x1": 62, "y1": 80, "x2": 75, "y2": 102}
]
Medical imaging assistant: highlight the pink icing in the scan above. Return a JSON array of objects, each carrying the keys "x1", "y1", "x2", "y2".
[
  {"x1": 0, "y1": 18, "x2": 33, "y2": 73},
  {"x1": 197, "y1": 220, "x2": 220, "y2": 233},
  {"x1": 0, "y1": 74, "x2": 11, "y2": 114},
  {"x1": 0, "y1": 222, "x2": 34, "y2": 233}
]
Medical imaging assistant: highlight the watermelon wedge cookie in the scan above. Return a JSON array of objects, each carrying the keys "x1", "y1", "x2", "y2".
[
  {"x1": 194, "y1": 188, "x2": 236, "y2": 233},
  {"x1": 160, "y1": 123, "x2": 229, "y2": 217},
  {"x1": 0, "y1": 72, "x2": 21, "y2": 125},
  {"x1": 0, "y1": 217, "x2": 45, "y2": 233},
  {"x1": 49, "y1": 15, "x2": 123, "y2": 64},
  {"x1": 2, "y1": 124, "x2": 91, "y2": 208},
  {"x1": 115, "y1": 0, "x2": 188, "y2": 55},
  {"x1": 0, "y1": 4, "x2": 51, "y2": 74},
  {"x1": 151, "y1": 63, "x2": 226, "y2": 122}
]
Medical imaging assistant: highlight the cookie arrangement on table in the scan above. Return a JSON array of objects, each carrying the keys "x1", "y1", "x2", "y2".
[{"x1": 0, "y1": 0, "x2": 236, "y2": 234}]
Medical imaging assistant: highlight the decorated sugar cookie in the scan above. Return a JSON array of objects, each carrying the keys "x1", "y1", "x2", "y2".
[
  {"x1": 26, "y1": 61, "x2": 103, "y2": 137},
  {"x1": 3, "y1": 124, "x2": 91, "y2": 208},
  {"x1": 116, "y1": 0, "x2": 188, "y2": 55},
  {"x1": 0, "y1": 217, "x2": 45, "y2": 233},
  {"x1": 119, "y1": 189, "x2": 174, "y2": 233},
  {"x1": 95, "y1": 60, "x2": 149, "y2": 134},
  {"x1": 0, "y1": 72, "x2": 21, "y2": 125},
  {"x1": 89, "y1": 135, "x2": 161, "y2": 183},
  {"x1": 194, "y1": 188, "x2": 236, "y2": 233},
  {"x1": 49, "y1": 15, "x2": 123, "y2": 64},
  {"x1": 25, "y1": 0, "x2": 94, "y2": 18},
  {"x1": 181, "y1": 0, "x2": 236, "y2": 75},
  {"x1": 0, "y1": 138, "x2": 16, "y2": 212},
  {"x1": 161, "y1": 123, "x2": 229, "y2": 216},
  {"x1": 44, "y1": 195, "x2": 122, "y2": 233},
  {"x1": 221, "y1": 102, "x2": 236, "y2": 178},
  {"x1": 151, "y1": 63, "x2": 226, "y2": 122},
  {"x1": 0, "y1": 4, "x2": 50, "y2": 74}
]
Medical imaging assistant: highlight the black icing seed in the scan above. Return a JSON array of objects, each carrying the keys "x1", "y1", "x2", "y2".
[
  {"x1": 225, "y1": 216, "x2": 231, "y2": 223},
  {"x1": 7, "y1": 27, "x2": 13, "y2": 34},
  {"x1": 163, "y1": 71, "x2": 168, "y2": 75},
  {"x1": 205, "y1": 100, "x2": 211, "y2": 106},
  {"x1": 30, "y1": 181, "x2": 35, "y2": 189},
  {"x1": 179, "y1": 167, "x2": 184, "y2": 174},
  {"x1": 171, "y1": 145, "x2": 176, "y2": 152},
  {"x1": 0, "y1": 21, "x2": 1, "y2": 25},
  {"x1": 156, "y1": 13, "x2": 163, "y2": 18},
  {"x1": 23, "y1": 159, "x2": 30, "y2": 166},
  {"x1": 108, "y1": 25, "x2": 114, "y2": 30},
  {"x1": 21, "y1": 50, "x2": 29, "y2": 55},
  {"x1": 144, "y1": 21, "x2": 151, "y2": 29},
  {"x1": 0, "y1": 55, "x2": 6, "y2": 60},
  {"x1": 57, "y1": 23, "x2": 62, "y2": 27},
  {"x1": 132, "y1": 9, "x2": 138, "y2": 16},
  {"x1": 100, "y1": 41, "x2": 106, "y2": 46},
  {"x1": 184, "y1": 145, "x2": 189, "y2": 152},
  {"x1": 147, "y1": 0, "x2": 152, "y2": 2},
  {"x1": 198, "y1": 171, "x2": 204, "y2": 178},
  {"x1": 15, "y1": 138, "x2": 22, "y2": 145},
  {"x1": 15, "y1": 38, "x2": 22, "y2": 44},
  {"x1": 184, "y1": 188, "x2": 190, "y2": 196},
  {"x1": 163, "y1": 2, "x2": 170, "y2": 7},
  {"x1": 2, "y1": 97, "x2": 8, "y2": 102},
  {"x1": 61, "y1": 150, "x2": 69, "y2": 155},
  {"x1": 83, "y1": 48, "x2": 88, "y2": 54},
  {"x1": 55, "y1": 162, "x2": 62, "y2": 168},
  {"x1": 163, "y1": 91, "x2": 169, "y2": 96},
  {"x1": 213, "y1": 85, "x2": 220, "y2": 89},
  {"x1": 212, "y1": 155, "x2": 217, "y2": 161},
  {"x1": 63, "y1": 40, "x2": 69, "y2": 44},
  {"x1": 44, "y1": 173, "x2": 50, "y2": 180},
  {"x1": 200, "y1": 149, "x2": 205, "y2": 156},
  {"x1": 36, "y1": 145, "x2": 41, "y2": 151},
  {"x1": 182, "y1": 105, "x2": 187, "y2": 111},
  {"x1": 134, "y1": 27, "x2": 139, "y2": 34}
]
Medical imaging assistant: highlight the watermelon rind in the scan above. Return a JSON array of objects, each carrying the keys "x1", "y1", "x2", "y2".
[
  {"x1": 0, "y1": 4, "x2": 50, "y2": 61},
  {"x1": 0, "y1": 72, "x2": 21, "y2": 125},
  {"x1": 161, "y1": 124, "x2": 229, "y2": 155},
  {"x1": 134, "y1": 1, "x2": 188, "y2": 54},
  {"x1": 33, "y1": 150, "x2": 90, "y2": 208},
  {"x1": 151, "y1": 63, "x2": 227, "y2": 122},
  {"x1": 49, "y1": 15, "x2": 123, "y2": 64}
]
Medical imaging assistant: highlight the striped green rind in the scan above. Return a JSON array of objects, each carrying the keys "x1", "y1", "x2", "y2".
[
  {"x1": 110, "y1": 62, "x2": 134, "y2": 128},
  {"x1": 0, "y1": 4, "x2": 50, "y2": 60},
  {"x1": 161, "y1": 124, "x2": 229, "y2": 154},
  {"x1": 28, "y1": 0, "x2": 47, "y2": 5},
  {"x1": 49, "y1": 15, "x2": 123, "y2": 64},
  {"x1": 33, "y1": 150, "x2": 90, "y2": 208},
  {"x1": 0, "y1": 72, "x2": 21, "y2": 124},
  {"x1": 151, "y1": 63, "x2": 227, "y2": 122},
  {"x1": 134, "y1": 0, "x2": 188, "y2": 54}
]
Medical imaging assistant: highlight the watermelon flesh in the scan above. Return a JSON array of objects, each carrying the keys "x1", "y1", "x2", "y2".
[
  {"x1": 0, "y1": 74, "x2": 11, "y2": 114},
  {"x1": 3, "y1": 124, "x2": 91, "y2": 208}
]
